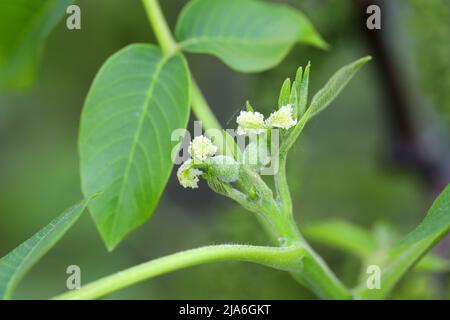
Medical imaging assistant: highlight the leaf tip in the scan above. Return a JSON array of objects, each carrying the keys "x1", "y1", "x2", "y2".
[
  {"x1": 358, "y1": 56, "x2": 373, "y2": 65},
  {"x1": 316, "y1": 38, "x2": 330, "y2": 51},
  {"x1": 106, "y1": 243, "x2": 118, "y2": 252},
  {"x1": 103, "y1": 235, "x2": 120, "y2": 252},
  {"x1": 245, "y1": 100, "x2": 254, "y2": 112},
  {"x1": 295, "y1": 66, "x2": 303, "y2": 82}
]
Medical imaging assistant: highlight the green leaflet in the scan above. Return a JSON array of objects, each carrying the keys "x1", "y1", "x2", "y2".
[
  {"x1": 0, "y1": 0, "x2": 72, "y2": 90},
  {"x1": 0, "y1": 199, "x2": 89, "y2": 299},
  {"x1": 297, "y1": 62, "x2": 310, "y2": 117},
  {"x1": 280, "y1": 58, "x2": 370, "y2": 156},
  {"x1": 175, "y1": 0, "x2": 326, "y2": 72},
  {"x1": 308, "y1": 56, "x2": 372, "y2": 118},
  {"x1": 356, "y1": 184, "x2": 450, "y2": 299},
  {"x1": 79, "y1": 44, "x2": 190, "y2": 250}
]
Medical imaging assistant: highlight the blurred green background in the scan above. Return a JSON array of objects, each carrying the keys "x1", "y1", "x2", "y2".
[{"x1": 0, "y1": 0, "x2": 449, "y2": 299}]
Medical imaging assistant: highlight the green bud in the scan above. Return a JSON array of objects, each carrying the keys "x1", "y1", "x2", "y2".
[{"x1": 206, "y1": 155, "x2": 240, "y2": 183}]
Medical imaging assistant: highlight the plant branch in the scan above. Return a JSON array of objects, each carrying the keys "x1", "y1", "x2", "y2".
[
  {"x1": 140, "y1": 0, "x2": 352, "y2": 300},
  {"x1": 289, "y1": 248, "x2": 352, "y2": 300},
  {"x1": 52, "y1": 244, "x2": 304, "y2": 300},
  {"x1": 142, "y1": 0, "x2": 177, "y2": 54},
  {"x1": 190, "y1": 80, "x2": 223, "y2": 131},
  {"x1": 281, "y1": 108, "x2": 311, "y2": 155}
]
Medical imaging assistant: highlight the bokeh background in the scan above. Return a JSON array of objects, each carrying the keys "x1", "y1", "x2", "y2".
[{"x1": 1, "y1": 0, "x2": 450, "y2": 299}]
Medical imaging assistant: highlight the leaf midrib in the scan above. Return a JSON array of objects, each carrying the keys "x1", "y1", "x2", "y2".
[{"x1": 179, "y1": 35, "x2": 294, "y2": 49}]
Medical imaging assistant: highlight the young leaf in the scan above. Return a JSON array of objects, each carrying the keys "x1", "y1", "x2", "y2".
[
  {"x1": 79, "y1": 44, "x2": 190, "y2": 250},
  {"x1": 298, "y1": 62, "x2": 310, "y2": 117},
  {"x1": 289, "y1": 85, "x2": 298, "y2": 115},
  {"x1": 303, "y1": 219, "x2": 377, "y2": 259},
  {"x1": 0, "y1": 0, "x2": 73, "y2": 90},
  {"x1": 278, "y1": 78, "x2": 291, "y2": 108},
  {"x1": 292, "y1": 66, "x2": 302, "y2": 115},
  {"x1": 175, "y1": 0, "x2": 326, "y2": 73},
  {"x1": 0, "y1": 199, "x2": 89, "y2": 299},
  {"x1": 295, "y1": 66, "x2": 303, "y2": 89},
  {"x1": 308, "y1": 56, "x2": 371, "y2": 118},
  {"x1": 280, "y1": 58, "x2": 370, "y2": 156},
  {"x1": 356, "y1": 184, "x2": 450, "y2": 299}
]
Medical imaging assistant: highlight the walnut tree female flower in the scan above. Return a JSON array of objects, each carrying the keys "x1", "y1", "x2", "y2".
[
  {"x1": 265, "y1": 104, "x2": 297, "y2": 130},
  {"x1": 177, "y1": 159, "x2": 202, "y2": 189},
  {"x1": 188, "y1": 135, "x2": 218, "y2": 162},
  {"x1": 236, "y1": 110, "x2": 266, "y2": 135}
]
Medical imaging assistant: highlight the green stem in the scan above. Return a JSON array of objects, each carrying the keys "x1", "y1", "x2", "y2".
[
  {"x1": 257, "y1": 204, "x2": 352, "y2": 300},
  {"x1": 52, "y1": 245, "x2": 304, "y2": 300},
  {"x1": 190, "y1": 80, "x2": 222, "y2": 131},
  {"x1": 290, "y1": 249, "x2": 352, "y2": 300},
  {"x1": 280, "y1": 108, "x2": 311, "y2": 155},
  {"x1": 142, "y1": 0, "x2": 222, "y2": 133},
  {"x1": 142, "y1": 0, "x2": 177, "y2": 54}
]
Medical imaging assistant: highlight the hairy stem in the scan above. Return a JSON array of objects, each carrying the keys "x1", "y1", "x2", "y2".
[
  {"x1": 259, "y1": 205, "x2": 352, "y2": 300},
  {"x1": 290, "y1": 249, "x2": 352, "y2": 300},
  {"x1": 52, "y1": 245, "x2": 304, "y2": 300},
  {"x1": 190, "y1": 80, "x2": 222, "y2": 131}
]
